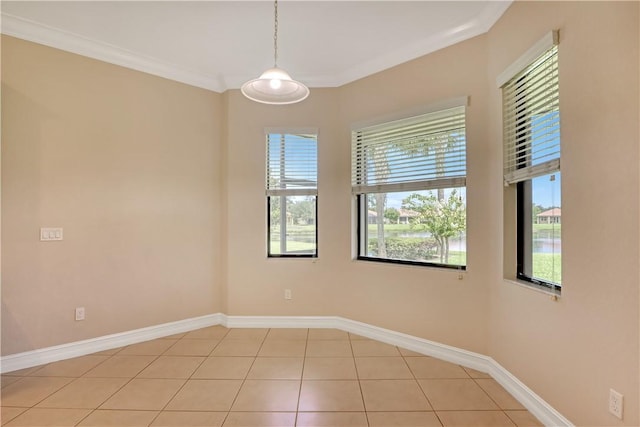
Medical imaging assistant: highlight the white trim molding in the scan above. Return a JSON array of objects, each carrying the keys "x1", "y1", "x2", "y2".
[
  {"x1": 1, "y1": 13, "x2": 223, "y2": 92},
  {"x1": 1, "y1": 313, "x2": 572, "y2": 427},
  {"x1": 0, "y1": 313, "x2": 221, "y2": 374},
  {"x1": 496, "y1": 30, "x2": 559, "y2": 88}
]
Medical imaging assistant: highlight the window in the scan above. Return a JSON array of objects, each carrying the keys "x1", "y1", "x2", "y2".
[
  {"x1": 500, "y1": 31, "x2": 561, "y2": 291},
  {"x1": 351, "y1": 101, "x2": 467, "y2": 268},
  {"x1": 266, "y1": 132, "x2": 318, "y2": 257}
]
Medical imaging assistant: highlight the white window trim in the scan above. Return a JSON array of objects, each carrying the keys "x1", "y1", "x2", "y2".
[
  {"x1": 350, "y1": 96, "x2": 468, "y2": 131},
  {"x1": 351, "y1": 99, "x2": 468, "y2": 268},
  {"x1": 496, "y1": 30, "x2": 559, "y2": 88}
]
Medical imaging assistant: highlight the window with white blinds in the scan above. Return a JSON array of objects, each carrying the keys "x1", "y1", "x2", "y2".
[
  {"x1": 502, "y1": 32, "x2": 559, "y2": 185},
  {"x1": 266, "y1": 132, "x2": 318, "y2": 258},
  {"x1": 266, "y1": 133, "x2": 317, "y2": 196},
  {"x1": 351, "y1": 106, "x2": 466, "y2": 194}
]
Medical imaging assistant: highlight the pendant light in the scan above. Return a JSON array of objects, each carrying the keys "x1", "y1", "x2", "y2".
[{"x1": 241, "y1": 0, "x2": 309, "y2": 105}]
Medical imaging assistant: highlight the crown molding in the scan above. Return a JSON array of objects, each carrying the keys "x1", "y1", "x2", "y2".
[
  {"x1": 1, "y1": 13, "x2": 224, "y2": 92},
  {"x1": 329, "y1": 1, "x2": 513, "y2": 88},
  {"x1": 2, "y1": 2, "x2": 511, "y2": 92}
]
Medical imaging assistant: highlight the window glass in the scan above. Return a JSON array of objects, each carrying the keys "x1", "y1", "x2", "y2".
[
  {"x1": 360, "y1": 188, "x2": 466, "y2": 266},
  {"x1": 268, "y1": 195, "x2": 317, "y2": 256},
  {"x1": 352, "y1": 104, "x2": 467, "y2": 268},
  {"x1": 518, "y1": 173, "x2": 561, "y2": 287},
  {"x1": 266, "y1": 133, "x2": 317, "y2": 258},
  {"x1": 501, "y1": 36, "x2": 561, "y2": 291}
]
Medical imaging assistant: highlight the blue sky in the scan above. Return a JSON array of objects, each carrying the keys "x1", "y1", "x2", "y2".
[{"x1": 532, "y1": 172, "x2": 561, "y2": 209}]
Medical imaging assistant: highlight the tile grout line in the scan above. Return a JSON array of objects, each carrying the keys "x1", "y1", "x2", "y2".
[
  {"x1": 145, "y1": 328, "x2": 228, "y2": 426},
  {"x1": 1, "y1": 327, "x2": 542, "y2": 427},
  {"x1": 469, "y1": 376, "x2": 518, "y2": 426},
  {"x1": 74, "y1": 335, "x2": 187, "y2": 426},
  {"x1": 221, "y1": 328, "x2": 268, "y2": 424},
  {"x1": 349, "y1": 332, "x2": 371, "y2": 427},
  {"x1": 293, "y1": 328, "x2": 310, "y2": 427}
]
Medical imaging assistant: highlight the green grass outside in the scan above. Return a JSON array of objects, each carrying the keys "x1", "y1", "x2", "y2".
[
  {"x1": 271, "y1": 223, "x2": 560, "y2": 282},
  {"x1": 533, "y1": 223, "x2": 561, "y2": 232},
  {"x1": 532, "y1": 253, "x2": 562, "y2": 284},
  {"x1": 367, "y1": 223, "x2": 414, "y2": 232},
  {"x1": 269, "y1": 240, "x2": 316, "y2": 254},
  {"x1": 443, "y1": 251, "x2": 466, "y2": 266}
]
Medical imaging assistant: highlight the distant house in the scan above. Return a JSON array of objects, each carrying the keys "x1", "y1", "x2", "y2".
[
  {"x1": 398, "y1": 209, "x2": 420, "y2": 224},
  {"x1": 367, "y1": 208, "x2": 420, "y2": 224},
  {"x1": 537, "y1": 208, "x2": 561, "y2": 224},
  {"x1": 367, "y1": 210, "x2": 378, "y2": 224}
]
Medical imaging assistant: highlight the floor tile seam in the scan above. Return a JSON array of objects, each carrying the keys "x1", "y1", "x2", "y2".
[
  {"x1": 143, "y1": 345, "x2": 223, "y2": 426},
  {"x1": 137, "y1": 354, "x2": 210, "y2": 379},
  {"x1": 80, "y1": 354, "x2": 164, "y2": 417},
  {"x1": 33, "y1": 375, "x2": 133, "y2": 412},
  {"x1": 4, "y1": 376, "x2": 77, "y2": 410},
  {"x1": 224, "y1": 339, "x2": 269, "y2": 417},
  {"x1": 416, "y1": 377, "x2": 504, "y2": 413},
  {"x1": 95, "y1": 375, "x2": 172, "y2": 412},
  {"x1": 73, "y1": 406, "x2": 101, "y2": 426},
  {"x1": 347, "y1": 338, "x2": 370, "y2": 426},
  {"x1": 73, "y1": 407, "x2": 160, "y2": 426},
  {"x1": 399, "y1": 353, "x2": 439, "y2": 416},
  {"x1": 353, "y1": 355, "x2": 414, "y2": 381},
  {"x1": 294, "y1": 329, "x2": 311, "y2": 426},
  {"x1": 27, "y1": 354, "x2": 111, "y2": 378},
  {"x1": 85, "y1": 354, "x2": 160, "y2": 382},
  {"x1": 162, "y1": 337, "x2": 213, "y2": 358},
  {"x1": 81, "y1": 353, "x2": 161, "y2": 379},
  {"x1": 469, "y1": 376, "x2": 507, "y2": 411},
  {"x1": 434, "y1": 408, "x2": 517, "y2": 412},
  {"x1": 144, "y1": 378, "x2": 191, "y2": 426},
  {"x1": 0, "y1": 407, "x2": 28, "y2": 425},
  {"x1": 400, "y1": 353, "x2": 474, "y2": 381},
  {"x1": 502, "y1": 409, "x2": 537, "y2": 427}
]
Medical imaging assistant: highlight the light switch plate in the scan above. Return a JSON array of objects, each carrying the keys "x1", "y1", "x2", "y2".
[{"x1": 40, "y1": 227, "x2": 63, "y2": 241}]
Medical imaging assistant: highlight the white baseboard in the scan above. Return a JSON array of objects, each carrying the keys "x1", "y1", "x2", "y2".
[
  {"x1": 1, "y1": 313, "x2": 571, "y2": 426},
  {"x1": 0, "y1": 313, "x2": 222, "y2": 374},
  {"x1": 220, "y1": 314, "x2": 571, "y2": 426}
]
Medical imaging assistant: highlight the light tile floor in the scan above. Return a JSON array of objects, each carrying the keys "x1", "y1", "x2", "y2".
[{"x1": 1, "y1": 327, "x2": 544, "y2": 426}]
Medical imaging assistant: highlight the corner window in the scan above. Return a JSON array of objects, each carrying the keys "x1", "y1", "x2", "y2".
[
  {"x1": 501, "y1": 32, "x2": 561, "y2": 291},
  {"x1": 266, "y1": 132, "x2": 318, "y2": 257},
  {"x1": 352, "y1": 103, "x2": 467, "y2": 268}
]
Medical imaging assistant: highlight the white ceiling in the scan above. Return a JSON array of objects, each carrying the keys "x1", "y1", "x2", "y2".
[{"x1": 1, "y1": 1, "x2": 511, "y2": 92}]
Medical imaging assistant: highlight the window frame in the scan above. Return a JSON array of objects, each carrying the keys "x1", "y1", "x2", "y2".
[
  {"x1": 499, "y1": 30, "x2": 561, "y2": 292},
  {"x1": 355, "y1": 194, "x2": 466, "y2": 270},
  {"x1": 265, "y1": 130, "x2": 318, "y2": 258},
  {"x1": 351, "y1": 99, "x2": 468, "y2": 269},
  {"x1": 267, "y1": 194, "x2": 318, "y2": 258}
]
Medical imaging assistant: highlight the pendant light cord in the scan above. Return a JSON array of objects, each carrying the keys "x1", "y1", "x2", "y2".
[{"x1": 273, "y1": 0, "x2": 278, "y2": 67}]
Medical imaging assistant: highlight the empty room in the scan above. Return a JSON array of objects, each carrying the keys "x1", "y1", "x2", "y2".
[{"x1": 1, "y1": 1, "x2": 638, "y2": 426}]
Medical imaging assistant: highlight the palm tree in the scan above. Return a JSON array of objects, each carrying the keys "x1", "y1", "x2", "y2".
[{"x1": 368, "y1": 130, "x2": 461, "y2": 258}]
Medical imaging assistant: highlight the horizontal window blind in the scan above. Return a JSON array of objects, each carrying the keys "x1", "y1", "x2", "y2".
[
  {"x1": 351, "y1": 106, "x2": 466, "y2": 194},
  {"x1": 266, "y1": 133, "x2": 317, "y2": 196},
  {"x1": 503, "y1": 43, "x2": 560, "y2": 185}
]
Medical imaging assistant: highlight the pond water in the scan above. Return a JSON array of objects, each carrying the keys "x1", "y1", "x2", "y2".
[{"x1": 388, "y1": 229, "x2": 561, "y2": 254}]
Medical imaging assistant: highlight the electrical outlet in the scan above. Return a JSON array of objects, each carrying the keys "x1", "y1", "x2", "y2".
[
  {"x1": 284, "y1": 289, "x2": 292, "y2": 300},
  {"x1": 609, "y1": 388, "x2": 623, "y2": 419},
  {"x1": 75, "y1": 307, "x2": 85, "y2": 321}
]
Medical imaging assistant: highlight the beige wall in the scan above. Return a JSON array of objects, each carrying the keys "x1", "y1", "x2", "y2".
[
  {"x1": 224, "y1": 33, "x2": 490, "y2": 354},
  {"x1": 486, "y1": 2, "x2": 639, "y2": 426},
  {"x1": 2, "y1": 1, "x2": 639, "y2": 425},
  {"x1": 1, "y1": 36, "x2": 224, "y2": 355}
]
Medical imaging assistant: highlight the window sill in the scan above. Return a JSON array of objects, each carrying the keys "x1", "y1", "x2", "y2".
[
  {"x1": 356, "y1": 256, "x2": 466, "y2": 272},
  {"x1": 503, "y1": 278, "x2": 561, "y2": 300}
]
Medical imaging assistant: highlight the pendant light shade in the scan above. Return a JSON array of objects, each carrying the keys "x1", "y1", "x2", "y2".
[
  {"x1": 241, "y1": 0, "x2": 309, "y2": 105},
  {"x1": 241, "y1": 67, "x2": 309, "y2": 105}
]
